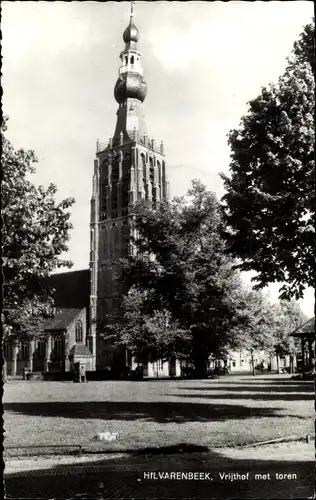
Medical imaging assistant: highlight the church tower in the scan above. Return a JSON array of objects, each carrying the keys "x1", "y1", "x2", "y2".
[{"x1": 89, "y1": 3, "x2": 169, "y2": 370}]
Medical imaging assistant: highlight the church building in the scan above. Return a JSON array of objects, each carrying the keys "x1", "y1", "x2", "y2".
[
  {"x1": 5, "y1": 4, "x2": 180, "y2": 378},
  {"x1": 89, "y1": 4, "x2": 171, "y2": 375},
  {"x1": 5, "y1": 6, "x2": 311, "y2": 381}
]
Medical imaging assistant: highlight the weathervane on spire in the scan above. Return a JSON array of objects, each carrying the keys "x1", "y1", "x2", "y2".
[{"x1": 130, "y1": 0, "x2": 135, "y2": 17}]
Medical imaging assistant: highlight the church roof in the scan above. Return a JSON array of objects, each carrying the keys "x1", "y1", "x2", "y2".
[
  {"x1": 44, "y1": 308, "x2": 83, "y2": 331},
  {"x1": 69, "y1": 344, "x2": 93, "y2": 357},
  {"x1": 46, "y1": 269, "x2": 90, "y2": 309}
]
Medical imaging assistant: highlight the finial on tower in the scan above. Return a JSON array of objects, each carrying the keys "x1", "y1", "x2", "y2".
[
  {"x1": 130, "y1": 0, "x2": 135, "y2": 17},
  {"x1": 123, "y1": 0, "x2": 139, "y2": 44}
]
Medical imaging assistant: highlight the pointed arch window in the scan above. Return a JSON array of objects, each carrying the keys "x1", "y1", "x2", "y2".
[
  {"x1": 101, "y1": 160, "x2": 109, "y2": 219},
  {"x1": 122, "y1": 222, "x2": 130, "y2": 255},
  {"x1": 21, "y1": 342, "x2": 30, "y2": 360},
  {"x1": 162, "y1": 160, "x2": 166, "y2": 198},
  {"x1": 122, "y1": 158, "x2": 130, "y2": 210},
  {"x1": 111, "y1": 159, "x2": 119, "y2": 216},
  {"x1": 4, "y1": 343, "x2": 13, "y2": 360},
  {"x1": 37, "y1": 339, "x2": 46, "y2": 358},
  {"x1": 141, "y1": 154, "x2": 148, "y2": 200},
  {"x1": 53, "y1": 335, "x2": 65, "y2": 358},
  {"x1": 130, "y1": 55, "x2": 135, "y2": 66},
  {"x1": 111, "y1": 223, "x2": 119, "y2": 255},
  {"x1": 149, "y1": 157, "x2": 154, "y2": 183},
  {"x1": 75, "y1": 320, "x2": 83, "y2": 343},
  {"x1": 149, "y1": 157, "x2": 156, "y2": 205},
  {"x1": 157, "y1": 161, "x2": 161, "y2": 190}
]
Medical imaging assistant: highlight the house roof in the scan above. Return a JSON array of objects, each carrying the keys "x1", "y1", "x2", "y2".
[
  {"x1": 44, "y1": 308, "x2": 83, "y2": 331},
  {"x1": 46, "y1": 269, "x2": 90, "y2": 309},
  {"x1": 290, "y1": 317, "x2": 315, "y2": 338},
  {"x1": 69, "y1": 344, "x2": 93, "y2": 357}
]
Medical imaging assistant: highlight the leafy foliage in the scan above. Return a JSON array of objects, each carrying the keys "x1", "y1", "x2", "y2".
[
  {"x1": 220, "y1": 22, "x2": 315, "y2": 300},
  {"x1": 293, "y1": 21, "x2": 315, "y2": 75},
  {"x1": 230, "y1": 291, "x2": 307, "y2": 374},
  {"x1": 271, "y1": 299, "x2": 308, "y2": 357},
  {"x1": 2, "y1": 118, "x2": 75, "y2": 339},
  {"x1": 117, "y1": 288, "x2": 191, "y2": 364},
  {"x1": 120, "y1": 181, "x2": 252, "y2": 371},
  {"x1": 237, "y1": 290, "x2": 281, "y2": 354}
]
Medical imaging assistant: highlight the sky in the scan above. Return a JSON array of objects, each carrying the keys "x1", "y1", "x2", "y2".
[{"x1": 2, "y1": 1, "x2": 314, "y2": 317}]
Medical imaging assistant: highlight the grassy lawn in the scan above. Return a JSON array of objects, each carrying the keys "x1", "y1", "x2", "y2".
[{"x1": 3, "y1": 374, "x2": 314, "y2": 455}]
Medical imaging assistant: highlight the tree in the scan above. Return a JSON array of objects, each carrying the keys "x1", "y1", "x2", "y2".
[
  {"x1": 293, "y1": 21, "x2": 315, "y2": 76},
  {"x1": 235, "y1": 290, "x2": 277, "y2": 376},
  {"x1": 117, "y1": 288, "x2": 191, "y2": 368},
  {"x1": 121, "y1": 180, "x2": 252, "y2": 375},
  {"x1": 271, "y1": 299, "x2": 307, "y2": 372},
  {"x1": 2, "y1": 118, "x2": 75, "y2": 341},
  {"x1": 238, "y1": 292, "x2": 308, "y2": 375},
  {"x1": 220, "y1": 22, "x2": 315, "y2": 300}
]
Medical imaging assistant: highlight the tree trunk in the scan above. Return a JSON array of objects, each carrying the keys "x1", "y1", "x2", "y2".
[
  {"x1": 276, "y1": 354, "x2": 280, "y2": 373},
  {"x1": 251, "y1": 350, "x2": 256, "y2": 376},
  {"x1": 193, "y1": 354, "x2": 209, "y2": 378},
  {"x1": 3, "y1": 359, "x2": 7, "y2": 383}
]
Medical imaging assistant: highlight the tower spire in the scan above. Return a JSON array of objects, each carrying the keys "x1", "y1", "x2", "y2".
[{"x1": 113, "y1": 2, "x2": 148, "y2": 141}]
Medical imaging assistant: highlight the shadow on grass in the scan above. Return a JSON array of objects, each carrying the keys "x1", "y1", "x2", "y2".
[
  {"x1": 4, "y1": 400, "x2": 294, "y2": 423},
  {"x1": 165, "y1": 392, "x2": 314, "y2": 402},
  {"x1": 5, "y1": 445, "x2": 314, "y2": 499},
  {"x1": 133, "y1": 443, "x2": 210, "y2": 455},
  {"x1": 176, "y1": 384, "x2": 314, "y2": 392},
  {"x1": 207, "y1": 377, "x2": 313, "y2": 385}
]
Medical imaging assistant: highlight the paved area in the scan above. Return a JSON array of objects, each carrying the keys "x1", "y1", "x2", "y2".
[
  {"x1": 5, "y1": 441, "x2": 314, "y2": 473},
  {"x1": 4, "y1": 443, "x2": 315, "y2": 499}
]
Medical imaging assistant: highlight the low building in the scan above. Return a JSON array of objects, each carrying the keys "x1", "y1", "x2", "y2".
[
  {"x1": 4, "y1": 307, "x2": 93, "y2": 376},
  {"x1": 290, "y1": 317, "x2": 315, "y2": 368},
  {"x1": 213, "y1": 350, "x2": 295, "y2": 373},
  {"x1": 4, "y1": 270, "x2": 92, "y2": 376},
  {"x1": 130, "y1": 358, "x2": 182, "y2": 378},
  {"x1": 228, "y1": 350, "x2": 267, "y2": 372}
]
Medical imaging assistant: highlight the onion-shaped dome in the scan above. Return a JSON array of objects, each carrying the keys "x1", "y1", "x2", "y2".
[
  {"x1": 123, "y1": 18, "x2": 139, "y2": 44},
  {"x1": 114, "y1": 73, "x2": 147, "y2": 104}
]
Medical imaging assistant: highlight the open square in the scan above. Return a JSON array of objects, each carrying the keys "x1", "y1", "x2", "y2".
[{"x1": 4, "y1": 374, "x2": 314, "y2": 455}]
